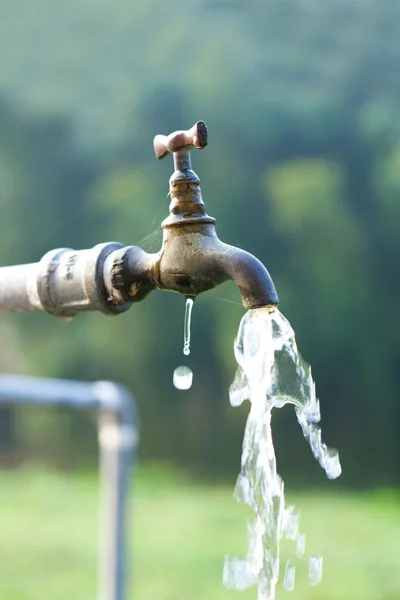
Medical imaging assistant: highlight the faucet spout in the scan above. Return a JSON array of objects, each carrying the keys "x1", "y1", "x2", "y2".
[
  {"x1": 213, "y1": 245, "x2": 279, "y2": 309},
  {"x1": 152, "y1": 223, "x2": 278, "y2": 308}
]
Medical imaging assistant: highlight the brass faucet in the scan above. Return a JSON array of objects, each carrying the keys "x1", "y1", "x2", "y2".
[
  {"x1": 0, "y1": 122, "x2": 278, "y2": 318},
  {"x1": 105, "y1": 121, "x2": 279, "y2": 310}
]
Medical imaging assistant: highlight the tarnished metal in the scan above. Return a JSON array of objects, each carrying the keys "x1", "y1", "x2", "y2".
[
  {"x1": 153, "y1": 121, "x2": 207, "y2": 159},
  {"x1": 107, "y1": 121, "x2": 279, "y2": 310},
  {"x1": 36, "y1": 243, "x2": 130, "y2": 318},
  {"x1": 0, "y1": 243, "x2": 131, "y2": 318},
  {"x1": 0, "y1": 120, "x2": 278, "y2": 317}
]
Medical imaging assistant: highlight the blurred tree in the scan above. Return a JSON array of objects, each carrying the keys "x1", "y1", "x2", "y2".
[{"x1": 0, "y1": 0, "x2": 398, "y2": 484}]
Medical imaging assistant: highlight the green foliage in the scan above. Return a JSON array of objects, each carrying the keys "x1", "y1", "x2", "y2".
[
  {"x1": 0, "y1": 0, "x2": 398, "y2": 484},
  {"x1": 0, "y1": 466, "x2": 400, "y2": 599}
]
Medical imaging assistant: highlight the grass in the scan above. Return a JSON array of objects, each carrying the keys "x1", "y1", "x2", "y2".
[{"x1": 0, "y1": 465, "x2": 399, "y2": 600}]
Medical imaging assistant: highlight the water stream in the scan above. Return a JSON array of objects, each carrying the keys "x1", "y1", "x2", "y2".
[
  {"x1": 183, "y1": 297, "x2": 194, "y2": 356},
  {"x1": 223, "y1": 306, "x2": 341, "y2": 599}
]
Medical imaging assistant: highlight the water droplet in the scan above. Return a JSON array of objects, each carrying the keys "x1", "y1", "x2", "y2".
[
  {"x1": 284, "y1": 506, "x2": 299, "y2": 540},
  {"x1": 283, "y1": 560, "x2": 295, "y2": 591},
  {"x1": 183, "y1": 297, "x2": 194, "y2": 356},
  {"x1": 324, "y1": 449, "x2": 342, "y2": 479},
  {"x1": 296, "y1": 533, "x2": 306, "y2": 558},
  {"x1": 223, "y1": 557, "x2": 254, "y2": 590},
  {"x1": 308, "y1": 556, "x2": 323, "y2": 586},
  {"x1": 173, "y1": 366, "x2": 193, "y2": 390}
]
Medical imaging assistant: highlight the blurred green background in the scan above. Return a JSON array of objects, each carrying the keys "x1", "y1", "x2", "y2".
[
  {"x1": 0, "y1": 0, "x2": 399, "y2": 598},
  {"x1": 1, "y1": 466, "x2": 400, "y2": 600}
]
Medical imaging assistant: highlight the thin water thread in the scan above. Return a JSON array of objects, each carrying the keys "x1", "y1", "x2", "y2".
[
  {"x1": 183, "y1": 297, "x2": 194, "y2": 356},
  {"x1": 172, "y1": 297, "x2": 194, "y2": 390}
]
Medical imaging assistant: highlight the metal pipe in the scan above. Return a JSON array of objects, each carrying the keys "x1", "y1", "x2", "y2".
[
  {"x1": 94, "y1": 382, "x2": 138, "y2": 600},
  {"x1": 0, "y1": 120, "x2": 279, "y2": 317},
  {"x1": 0, "y1": 243, "x2": 132, "y2": 318},
  {"x1": 0, "y1": 263, "x2": 42, "y2": 313},
  {"x1": 0, "y1": 375, "x2": 139, "y2": 600}
]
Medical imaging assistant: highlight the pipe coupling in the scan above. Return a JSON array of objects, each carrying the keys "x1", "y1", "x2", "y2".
[{"x1": 36, "y1": 243, "x2": 131, "y2": 319}]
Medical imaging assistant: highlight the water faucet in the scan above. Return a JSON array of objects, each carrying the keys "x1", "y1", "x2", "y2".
[
  {"x1": 104, "y1": 121, "x2": 279, "y2": 310},
  {"x1": 0, "y1": 121, "x2": 278, "y2": 318}
]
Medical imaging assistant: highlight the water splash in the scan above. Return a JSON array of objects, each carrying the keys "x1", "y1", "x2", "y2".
[
  {"x1": 283, "y1": 561, "x2": 295, "y2": 592},
  {"x1": 296, "y1": 533, "x2": 306, "y2": 558},
  {"x1": 183, "y1": 297, "x2": 194, "y2": 356},
  {"x1": 224, "y1": 307, "x2": 341, "y2": 599},
  {"x1": 309, "y1": 556, "x2": 323, "y2": 586}
]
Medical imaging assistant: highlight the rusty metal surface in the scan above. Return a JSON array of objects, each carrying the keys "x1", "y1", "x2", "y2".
[
  {"x1": 0, "y1": 243, "x2": 131, "y2": 318},
  {"x1": 153, "y1": 121, "x2": 207, "y2": 160},
  {"x1": 108, "y1": 121, "x2": 279, "y2": 309},
  {"x1": 150, "y1": 121, "x2": 278, "y2": 307},
  {"x1": 0, "y1": 120, "x2": 278, "y2": 317}
]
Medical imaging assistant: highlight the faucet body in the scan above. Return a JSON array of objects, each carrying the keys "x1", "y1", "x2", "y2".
[
  {"x1": 105, "y1": 121, "x2": 278, "y2": 311},
  {"x1": 107, "y1": 223, "x2": 278, "y2": 310},
  {"x1": 0, "y1": 121, "x2": 278, "y2": 318}
]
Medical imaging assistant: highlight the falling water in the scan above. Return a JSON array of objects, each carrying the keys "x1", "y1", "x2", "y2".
[
  {"x1": 223, "y1": 306, "x2": 341, "y2": 599},
  {"x1": 173, "y1": 365, "x2": 193, "y2": 390},
  {"x1": 173, "y1": 297, "x2": 194, "y2": 390},
  {"x1": 183, "y1": 297, "x2": 194, "y2": 356}
]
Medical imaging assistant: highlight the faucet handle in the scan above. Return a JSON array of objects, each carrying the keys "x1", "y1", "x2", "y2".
[{"x1": 154, "y1": 121, "x2": 208, "y2": 160}]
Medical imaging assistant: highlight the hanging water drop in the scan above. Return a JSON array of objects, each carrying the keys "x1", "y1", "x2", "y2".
[{"x1": 183, "y1": 297, "x2": 194, "y2": 356}]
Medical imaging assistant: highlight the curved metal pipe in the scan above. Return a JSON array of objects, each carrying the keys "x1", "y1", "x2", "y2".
[
  {"x1": 212, "y1": 245, "x2": 279, "y2": 309},
  {"x1": 0, "y1": 375, "x2": 139, "y2": 600}
]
